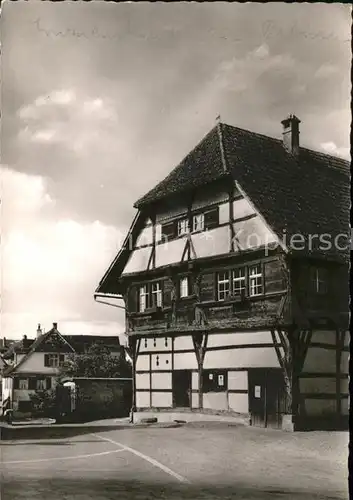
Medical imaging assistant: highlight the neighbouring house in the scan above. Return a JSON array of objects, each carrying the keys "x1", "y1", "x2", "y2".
[
  {"x1": 1, "y1": 323, "x2": 125, "y2": 415},
  {"x1": 95, "y1": 115, "x2": 350, "y2": 431}
]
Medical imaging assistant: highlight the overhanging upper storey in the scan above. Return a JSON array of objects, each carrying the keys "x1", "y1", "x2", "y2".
[{"x1": 96, "y1": 117, "x2": 350, "y2": 297}]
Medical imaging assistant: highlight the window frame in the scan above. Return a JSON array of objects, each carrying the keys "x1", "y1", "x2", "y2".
[
  {"x1": 192, "y1": 213, "x2": 205, "y2": 233},
  {"x1": 217, "y1": 271, "x2": 231, "y2": 301},
  {"x1": 18, "y1": 378, "x2": 29, "y2": 390},
  {"x1": 179, "y1": 276, "x2": 190, "y2": 299},
  {"x1": 248, "y1": 263, "x2": 263, "y2": 297},
  {"x1": 311, "y1": 267, "x2": 328, "y2": 295},
  {"x1": 36, "y1": 379, "x2": 47, "y2": 391},
  {"x1": 138, "y1": 281, "x2": 164, "y2": 312},
  {"x1": 177, "y1": 218, "x2": 189, "y2": 236}
]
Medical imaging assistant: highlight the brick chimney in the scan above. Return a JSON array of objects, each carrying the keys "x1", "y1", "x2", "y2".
[
  {"x1": 53, "y1": 322, "x2": 58, "y2": 330},
  {"x1": 37, "y1": 323, "x2": 42, "y2": 338},
  {"x1": 281, "y1": 114, "x2": 300, "y2": 155}
]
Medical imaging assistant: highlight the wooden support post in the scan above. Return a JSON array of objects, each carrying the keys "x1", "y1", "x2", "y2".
[
  {"x1": 192, "y1": 332, "x2": 208, "y2": 410},
  {"x1": 271, "y1": 328, "x2": 293, "y2": 414}
]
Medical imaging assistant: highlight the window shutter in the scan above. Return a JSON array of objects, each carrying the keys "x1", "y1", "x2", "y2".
[
  {"x1": 199, "y1": 272, "x2": 215, "y2": 302},
  {"x1": 46, "y1": 377, "x2": 52, "y2": 390},
  {"x1": 204, "y1": 207, "x2": 219, "y2": 230},
  {"x1": 44, "y1": 354, "x2": 49, "y2": 367},
  {"x1": 128, "y1": 285, "x2": 138, "y2": 313},
  {"x1": 163, "y1": 278, "x2": 174, "y2": 307},
  {"x1": 13, "y1": 378, "x2": 19, "y2": 389},
  {"x1": 29, "y1": 378, "x2": 36, "y2": 390},
  {"x1": 59, "y1": 354, "x2": 65, "y2": 366},
  {"x1": 161, "y1": 221, "x2": 176, "y2": 241}
]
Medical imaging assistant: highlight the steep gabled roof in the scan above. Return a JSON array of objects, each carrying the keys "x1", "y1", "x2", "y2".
[{"x1": 135, "y1": 123, "x2": 350, "y2": 262}]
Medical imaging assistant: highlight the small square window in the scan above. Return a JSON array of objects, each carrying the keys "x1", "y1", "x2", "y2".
[
  {"x1": 177, "y1": 218, "x2": 189, "y2": 236},
  {"x1": 180, "y1": 277, "x2": 189, "y2": 298},
  {"x1": 249, "y1": 264, "x2": 263, "y2": 296},
  {"x1": 217, "y1": 272, "x2": 230, "y2": 301},
  {"x1": 192, "y1": 213, "x2": 205, "y2": 232},
  {"x1": 19, "y1": 379, "x2": 28, "y2": 390}
]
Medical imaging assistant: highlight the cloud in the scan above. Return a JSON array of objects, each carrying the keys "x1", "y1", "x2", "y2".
[
  {"x1": 314, "y1": 64, "x2": 338, "y2": 79},
  {"x1": 1, "y1": 166, "x2": 125, "y2": 338},
  {"x1": 320, "y1": 141, "x2": 350, "y2": 159}
]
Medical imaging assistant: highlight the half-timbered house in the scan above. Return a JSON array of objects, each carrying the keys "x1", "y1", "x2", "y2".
[{"x1": 96, "y1": 115, "x2": 350, "y2": 430}]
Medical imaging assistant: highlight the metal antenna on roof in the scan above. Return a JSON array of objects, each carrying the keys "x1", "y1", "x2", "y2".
[{"x1": 216, "y1": 114, "x2": 221, "y2": 123}]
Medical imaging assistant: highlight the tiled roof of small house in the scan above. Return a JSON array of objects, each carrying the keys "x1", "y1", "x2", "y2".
[
  {"x1": 62, "y1": 335, "x2": 121, "y2": 353},
  {"x1": 134, "y1": 123, "x2": 350, "y2": 262}
]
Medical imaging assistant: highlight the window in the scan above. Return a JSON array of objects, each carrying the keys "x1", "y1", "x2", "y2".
[
  {"x1": 192, "y1": 213, "x2": 205, "y2": 232},
  {"x1": 45, "y1": 354, "x2": 65, "y2": 368},
  {"x1": 36, "y1": 379, "x2": 47, "y2": 390},
  {"x1": 139, "y1": 285, "x2": 148, "y2": 312},
  {"x1": 180, "y1": 276, "x2": 189, "y2": 298},
  {"x1": 19, "y1": 378, "x2": 28, "y2": 390},
  {"x1": 217, "y1": 272, "x2": 230, "y2": 301},
  {"x1": 151, "y1": 282, "x2": 162, "y2": 307},
  {"x1": 177, "y1": 218, "x2": 189, "y2": 236},
  {"x1": 202, "y1": 370, "x2": 227, "y2": 392},
  {"x1": 138, "y1": 282, "x2": 163, "y2": 312},
  {"x1": 311, "y1": 267, "x2": 328, "y2": 295},
  {"x1": 249, "y1": 264, "x2": 263, "y2": 296},
  {"x1": 233, "y1": 267, "x2": 246, "y2": 295}
]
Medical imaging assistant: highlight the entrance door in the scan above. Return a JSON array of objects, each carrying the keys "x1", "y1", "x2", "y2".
[
  {"x1": 248, "y1": 369, "x2": 284, "y2": 429},
  {"x1": 172, "y1": 370, "x2": 191, "y2": 408}
]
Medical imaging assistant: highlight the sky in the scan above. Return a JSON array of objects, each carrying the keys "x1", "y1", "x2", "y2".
[{"x1": 0, "y1": 2, "x2": 351, "y2": 341}]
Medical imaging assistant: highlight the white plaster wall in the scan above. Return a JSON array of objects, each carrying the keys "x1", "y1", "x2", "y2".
[
  {"x1": 151, "y1": 353, "x2": 172, "y2": 371},
  {"x1": 16, "y1": 353, "x2": 60, "y2": 374},
  {"x1": 135, "y1": 373, "x2": 150, "y2": 390},
  {"x1": 228, "y1": 393, "x2": 249, "y2": 413},
  {"x1": 123, "y1": 247, "x2": 151, "y2": 274},
  {"x1": 311, "y1": 331, "x2": 336, "y2": 345},
  {"x1": 173, "y1": 352, "x2": 198, "y2": 370},
  {"x1": 204, "y1": 347, "x2": 279, "y2": 369},
  {"x1": 233, "y1": 198, "x2": 256, "y2": 219},
  {"x1": 203, "y1": 392, "x2": 228, "y2": 410},
  {"x1": 139, "y1": 337, "x2": 171, "y2": 353},
  {"x1": 136, "y1": 391, "x2": 150, "y2": 408},
  {"x1": 304, "y1": 398, "x2": 336, "y2": 416},
  {"x1": 233, "y1": 216, "x2": 277, "y2": 251},
  {"x1": 151, "y1": 372, "x2": 172, "y2": 390},
  {"x1": 135, "y1": 225, "x2": 153, "y2": 247},
  {"x1": 192, "y1": 226, "x2": 229, "y2": 259},
  {"x1": 299, "y1": 377, "x2": 337, "y2": 394},
  {"x1": 343, "y1": 331, "x2": 350, "y2": 346},
  {"x1": 219, "y1": 203, "x2": 229, "y2": 224},
  {"x1": 136, "y1": 354, "x2": 150, "y2": 371},
  {"x1": 155, "y1": 238, "x2": 186, "y2": 268},
  {"x1": 303, "y1": 348, "x2": 336, "y2": 373},
  {"x1": 206, "y1": 331, "x2": 273, "y2": 348},
  {"x1": 173, "y1": 335, "x2": 194, "y2": 351},
  {"x1": 192, "y1": 372, "x2": 199, "y2": 390},
  {"x1": 192, "y1": 392, "x2": 199, "y2": 408},
  {"x1": 228, "y1": 371, "x2": 248, "y2": 390},
  {"x1": 2, "y1": 378, "x2": 12, "y2": 401},
  {"x1": 151, "y1": 391, "x2": 172, "y2": 407}
]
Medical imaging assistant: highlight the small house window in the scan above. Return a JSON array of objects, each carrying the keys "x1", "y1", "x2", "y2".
[
  {"x1": 233, "y1": 267, "x2": 246, "y2": 295},
  {"x1": 192, "y1": 213, "x2": 205, "y2": 232},
  {"x1": 139, "y1": 282, "x2": 163, "y2": 311},
  {"x1": 311, "y1": 267, "x2": 328, "y2": 295},
  {"x1": 45, "y1": 354, "x2": 64, "y2": 368},
  {"x1": 180, "y1": 276, "x2": 189, "y2": 298},
  {"x1": 177, "y1": 218, "x2": 189, "y2": 236},
  {"x1": 19, "y1": 378, "x2": 28, "y2": 390},
  {"x1": 139, "y1": 285, "x2": 148, "y2": 312},
  {"x1": 36, "y1": 379, "x2": 47, "y2": 390},
  {"x1": 217, "y1": 272, "x2": 230, "y2": 301},
  {"x1": 249, "y1": 264, "x2": 263, "y2": 296},
  {"x1": 151, "y1": 282, "x2": 162, "y2": 308}
]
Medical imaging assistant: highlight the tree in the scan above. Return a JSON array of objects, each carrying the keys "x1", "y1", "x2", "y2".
[
  {"x1": 29, "y1": 388, "x2": 57, "y2": 417},
  {"x1": 59, "y1": 343, "x2": 132, "y2": 379}
]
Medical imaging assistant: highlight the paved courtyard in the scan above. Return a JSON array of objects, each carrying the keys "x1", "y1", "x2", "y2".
[{"x1": 0, "y1": 423, "x2": 348, "y2": 499}]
